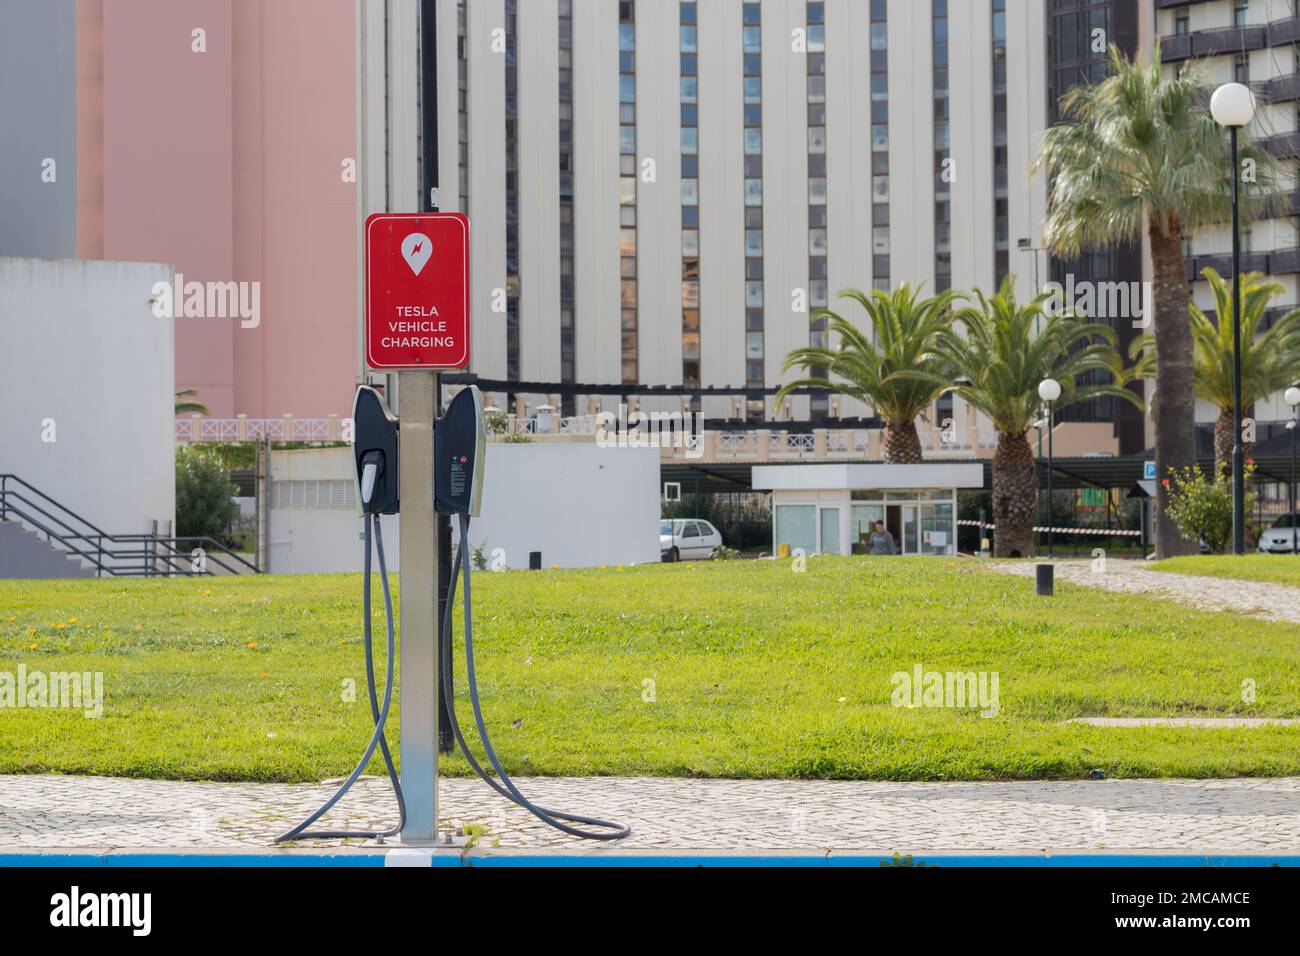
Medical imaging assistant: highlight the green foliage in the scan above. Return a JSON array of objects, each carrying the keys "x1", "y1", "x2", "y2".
[
  {"x1": 174, "y1": 389, "x2": 209, "y2": 416},
  {"x1": 175, "y1": 448, "x2": 239, "y2": 542},
  {"x1": 1034, "y1": 47, "x2": 1280, "y2": 253},
  {"x1": 197, "y1": 442, "x2": 257, "y2": 472},
  {"x1": 2, "y1": 559, "x2": 1299, "y2": 782},
  {"x1": 775, "y1": 283, "x2": 959, "y2": 427},
  {"x1": 662, "y1": 493, "x2": 771, "y2": 551},
  {"x1": 1130, "y1": 269, "x2": 1300, "y2": 417},
  {"x1": 935, "y1": 276, "x2": 1140, "y2": 437},
  {"x1": 1163, "y1": 463, "x2": 1256, "y2": 555}
]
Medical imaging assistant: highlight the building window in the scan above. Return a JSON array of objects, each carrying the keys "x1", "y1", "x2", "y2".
[
  {"x1": 1234, "y1": 0, "x2": 1249, "y2": 27},
  {"x1": 457, "y1": 1, "x2": 469, "y2": 213},
  {"x1": 870, "y1": 0, "x2": 889, "y2": 291},
  {"x1": 992, "y1": 0, "x2": 1008, "y2": 286},
  {"x1": 558, "y1": 0, "x2": 575, "y2": 391},
  {"x1": 1175, "y1": 8, "x2": 1189, "y2": 34},
  {"x1": 505, "y1": 0, "x2": 520, "y2": 381},
  {"x1": 679, "y1": 2, "x2": 700, "y2": 389},
  {"x1": 743, "y1": 2, "x2": 763, "y2": 401},
  {"x1": 933, "y1": 0, "x2": 950, "y2": 292},
  {"x1": 806, "y1": 1, "x2": 828, "y2": 417},
  {"x1": 619, "y1": 1, "x2": 638, "y2": 384}
]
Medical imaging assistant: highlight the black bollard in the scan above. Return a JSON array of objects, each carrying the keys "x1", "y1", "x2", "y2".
[
  {"x1": 1036, "y1": 562, "x2": 1054, "y2": 596},
  {"x1": 529, "y1": 550, "x2": 542, "y2": 570}
]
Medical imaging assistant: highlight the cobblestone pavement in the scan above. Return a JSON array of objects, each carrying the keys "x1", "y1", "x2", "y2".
[
  {"x1": 2, "y1": 774, "x2": 1298, "y2": 852},
  {"x1": 984, "y1": 560, "x2": 1300, "y2": 625}
]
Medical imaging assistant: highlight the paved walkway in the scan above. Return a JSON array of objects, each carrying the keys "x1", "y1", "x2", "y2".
[
  {"x1": 985, "y1": 560, "x2": 1300, "y2": 625},
  {"x1": 2, "y1": 774, "x2": 1298, "y2": 852}
]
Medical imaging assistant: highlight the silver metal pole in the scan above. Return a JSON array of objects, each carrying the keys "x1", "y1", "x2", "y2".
[{"x1": 399, "y1": 369, "x2": 439, "y2": 844}]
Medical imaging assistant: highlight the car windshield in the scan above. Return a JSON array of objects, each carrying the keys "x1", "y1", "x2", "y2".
[{"x1": 1270, "y1": 514, "x2": 1299, "y2": 529}]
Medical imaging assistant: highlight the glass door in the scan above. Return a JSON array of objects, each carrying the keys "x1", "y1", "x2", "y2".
[
  {"x1": 819, "y1": 507, "x2": 840, "y2": 555},
  {"x1": 920, "y1": 501, "x2": 955, "y2": 555},
  {"x1": 851, "y1": 503, "x2": 884, "y2": 554},
  {"x1": 900, "y1": 504, "x2": 919, "y2": 554}
]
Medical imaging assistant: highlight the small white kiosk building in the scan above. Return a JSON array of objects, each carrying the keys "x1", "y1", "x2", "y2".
[{"x1": 752, "y1": 463, "x2": 985, "y2": 556}]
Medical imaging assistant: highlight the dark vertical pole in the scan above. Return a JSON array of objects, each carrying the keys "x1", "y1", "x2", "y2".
[
  {"x1": 420, "y1": 0, "x2": 454, "y2": 755},
  {"x1": 1046, "y1": 401, "x2": 1054, "y2": 559},
  {"x1": 1292, "y1": 418, "x2": 1297, "y2": 554},
  {"x1": 1230, "y1": 126, "x2": 1245, "y2": 555}
]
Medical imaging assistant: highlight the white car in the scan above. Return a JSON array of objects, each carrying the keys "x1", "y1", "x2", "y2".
[
  {"x1": 660, "y1": 518, "x2": 723, "y2": 562},
  {"x1": 1257, "y1": 513, "x2": 1299, "y2": 553}
]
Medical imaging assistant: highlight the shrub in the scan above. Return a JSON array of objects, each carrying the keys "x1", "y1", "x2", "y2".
[
  {"x1": 175, "y1": 448, "x2": 240, "y2": 543},
  {"x1": 1163, "y1": 461, "x2": 1256, "y2": 555}
]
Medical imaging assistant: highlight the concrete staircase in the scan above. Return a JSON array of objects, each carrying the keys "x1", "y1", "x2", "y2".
[{"x1": 0, "y1": 521, "x2": 95, "y2": 579}]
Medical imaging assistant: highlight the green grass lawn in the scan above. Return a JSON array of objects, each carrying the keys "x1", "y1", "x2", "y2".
[
  {"x1": 2, "y1": 556, "x2": 1298, "y2": 783},
  {"x1": 1146, "y1": 554, "x2": 1300, "y2": 588}
]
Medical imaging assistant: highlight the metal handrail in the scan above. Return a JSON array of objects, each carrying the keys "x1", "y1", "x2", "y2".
[{"x1": 0, "y1": 473, "x2": 258, "y2": 576}]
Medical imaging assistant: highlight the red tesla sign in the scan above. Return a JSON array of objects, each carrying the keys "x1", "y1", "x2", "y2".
[{"x1": 365, "y1": 212, "x2": 470, "y2": 370}]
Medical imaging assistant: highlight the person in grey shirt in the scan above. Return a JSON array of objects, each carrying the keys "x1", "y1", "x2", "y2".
[{"x1": 868, "y1": 520, "x2": 897, "y2": 555}]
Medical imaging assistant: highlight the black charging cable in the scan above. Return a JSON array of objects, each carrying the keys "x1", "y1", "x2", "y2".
[
  {"x1": 441, "y1": 513, "x2": 631, "y2": 841},
  {"x1": 276, "y1": 512, "x2": 405, "y2": 843}
]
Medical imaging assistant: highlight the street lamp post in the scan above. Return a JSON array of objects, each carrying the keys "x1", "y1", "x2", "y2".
[
  {"x1": 1211, "y1": 81, "x2": 1256, "y2": 556},
  {"x1": 1038, "y1": 378, "x2": 1062, "y2": 559},
  {"x1": 1287, "y1": 386, "x2": 1300, "y2": 555}
]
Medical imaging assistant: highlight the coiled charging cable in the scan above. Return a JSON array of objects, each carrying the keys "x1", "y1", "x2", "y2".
[
  {"x1": 441, "y1": 512, "x2": 631, "y2": 840},
  {"x1": 276, "y1": 512, "x2": 405, "y2": 843}
]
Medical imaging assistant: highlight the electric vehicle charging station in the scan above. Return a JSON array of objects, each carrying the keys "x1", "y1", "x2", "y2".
[{"x1": 278, "y1": 212, "x2": 628, "y2": 846}]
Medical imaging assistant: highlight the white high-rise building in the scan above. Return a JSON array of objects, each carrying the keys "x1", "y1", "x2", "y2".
[{"x1": 429, "y1": 0, "x2": 1053, "y2": 435}]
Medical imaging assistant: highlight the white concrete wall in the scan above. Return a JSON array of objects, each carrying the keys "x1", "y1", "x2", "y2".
[
  {"x1": 0, "y1": 257, "x2": 175, "y2": 537},
  {"x1": 268, "y1": 441, "x2": 660, "y2": 572},
  {"x1": 469, "y1": 442, "x2": 661, "y2": 568}
]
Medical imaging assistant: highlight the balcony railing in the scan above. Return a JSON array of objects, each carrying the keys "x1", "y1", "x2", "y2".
[
  {"x1": 1266, "y1": 73, "x2": 1300, "y2": 103},
  {"x1": 1261, "y1": 130, "x2": 1300, "y2": 159},
  {"x1": 1160, "y1": 18, "x2": 1300, "y2": 61},
  {"x1": 1186, "y1": 248, "x2": 1300, "y2": 279}
]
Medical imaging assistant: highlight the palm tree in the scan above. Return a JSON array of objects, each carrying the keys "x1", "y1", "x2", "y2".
[
  {"x1": 935, "y1": 278, "x2": 1140, "y2": 558},
  {"x1": 1033, "y1": 47, "x2": 1278, "y2": 557},
  {"x1": 776, "y1": 284, "x2": 959, "y2": 463},
  {"x1": 1131, "y1": 268, "x2": 1300, "y2": 476},
  {"x1": 175, "y1": 389, "x2": 209, "y2": 416}
]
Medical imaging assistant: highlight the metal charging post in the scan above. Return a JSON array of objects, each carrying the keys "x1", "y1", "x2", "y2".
[{"x1": 398, "y1": 369, "x2": 439, "y2": 843}]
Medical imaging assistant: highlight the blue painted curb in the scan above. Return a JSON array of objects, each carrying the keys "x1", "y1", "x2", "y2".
[{"x1": 2, "y1": 852, "x2": 1297, "y2": 868}]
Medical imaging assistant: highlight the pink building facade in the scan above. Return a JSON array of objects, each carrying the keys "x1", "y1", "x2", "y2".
[{"x1": 76, "y1": 0, "x2": 358, "y2": 419}]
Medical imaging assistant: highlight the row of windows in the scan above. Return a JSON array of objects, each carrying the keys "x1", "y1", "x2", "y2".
[
  {"x1": 681, "y1": 2, "x2": 700, "y2": 391},
  {"x1": 559, "y1": 0, "x2": 576, "y2": 388},
  {"x1": 992, "y1": 0, "x2": 1009, "y2": 286},
  {"x1": 456, "y1": 1, "x2": 468, "y2": 215},
  {"x1": 806, "y1": 2, "x2": 828, "y2": 418},
  {"x1": 504, "y1": 0, "x2": 520, "y2": 381},
  {"x1": 932, "y1": 0, "x2": 951, "y2": 291},
  {"x1": 744, "y1": 2, "x2": 764, "y2": 393},
  {"x1": 480, "y1": 0, "x2": 1021, "y2": 392},
  {"x1": 619, "y1": 1, "x2": 638, "y2": 385},
  {"x1": 870, "y1": 0, "x2": 889, "y2": 291}
]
